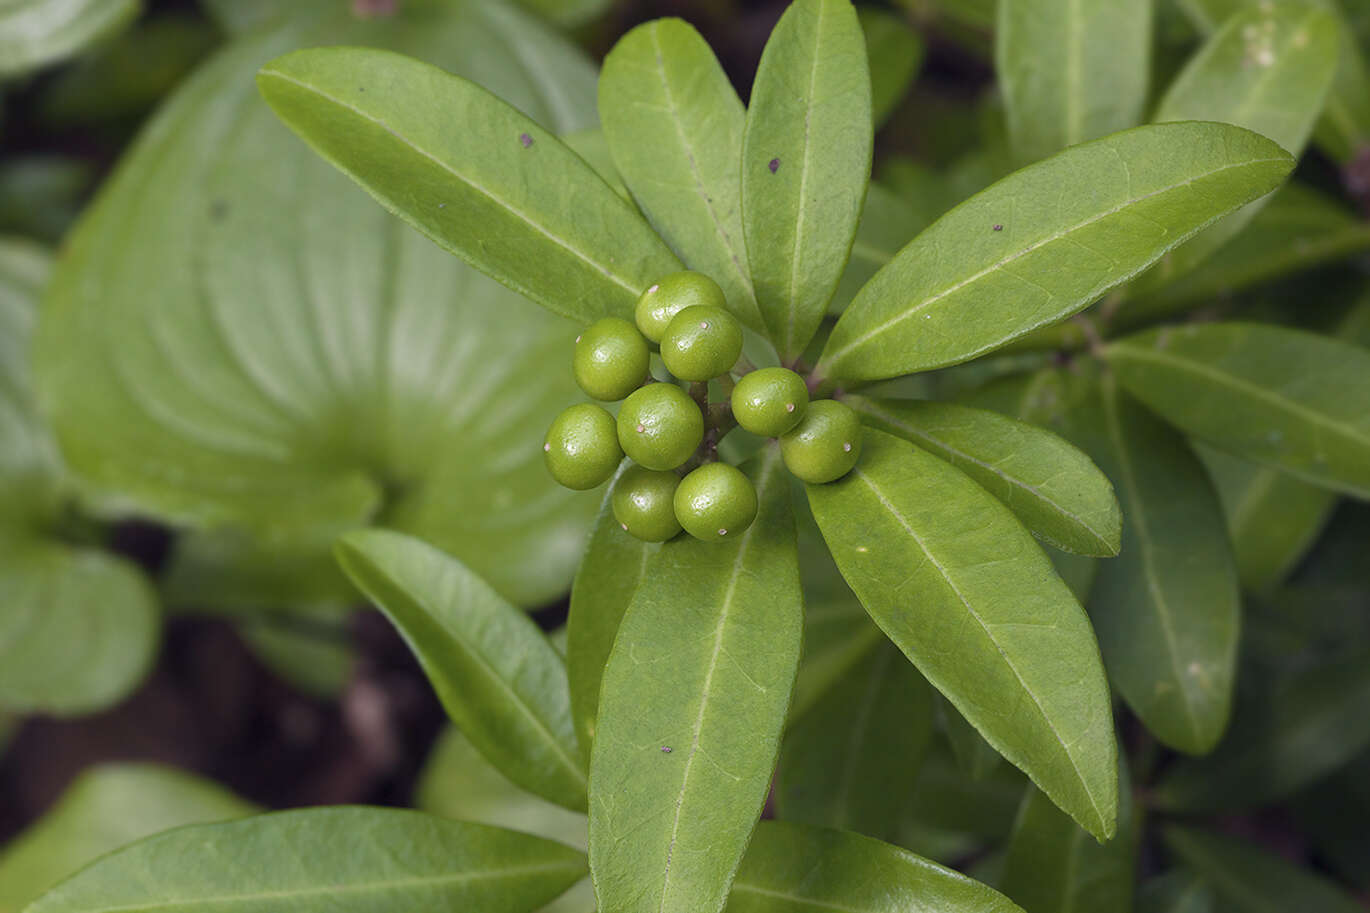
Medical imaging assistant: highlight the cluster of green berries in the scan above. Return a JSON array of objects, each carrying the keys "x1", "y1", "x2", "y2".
[{"x1": 543, "y1": 271, "x2": 864, "y2": 543}]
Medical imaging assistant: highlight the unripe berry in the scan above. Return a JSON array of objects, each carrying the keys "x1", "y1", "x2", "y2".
[
  {"x1": 544, "y1": 403, "x2": 622, "y2": 490},
  {"x1": 660, "y1": 306, "x2": 742, "y2": 382},
  {"x1": 674, "y1": 462, "x2": 758, "y2": 541},
  {"x1": 635, "y1": 271, "x2": 728, "y2": 344},
  {"x1": 616, "y1": 383, "x2": 704, "y2": 471},
  {"x1": 612, "y1": 465, "x2": 683, "y2": 542},
  {"x1": 780, "y1": 399, "x2": 863, "y2": 484},
  {"x1": 573, "y1": 317, "x2": 649, "y2": 401},
  {"x1": 731, "y1": 367, "x2": 809, "y2": 437}
]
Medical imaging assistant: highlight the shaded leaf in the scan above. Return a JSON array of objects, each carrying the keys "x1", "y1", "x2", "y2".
[
  {"x1": 588, "y1": 450, "x2": 802, "y2": 913},
  {"x1": 939, "y1": 694, "x2": 1005, "y2": 781},
  {"x1": 1138, "y1": 871, "x2": 1215, "y2": 913},
  {"x1": 808, "y1": 429, "x2": 1117, "y2": 840},
  {"x1": 818, "y1": 123, "x2": 1294, "y2": 382},
  {"x1": 830, "y1": 181, "x2": 930, "y2": 315},
  {"x1": 0, "y1": 0, "x2": 140, "y2": 78},
  {"x1": 860, "y1": 8, "x2": 923, "y2": 129},
  {"x1": 789, "y1": 595, "x2": 883, "y2": 723},
  {"x1": 900, "y1": 745, "x2": 1026, "y2": 859},
  {"x1": 336, "y1": 529, "x2": 586, "y2": 811}
]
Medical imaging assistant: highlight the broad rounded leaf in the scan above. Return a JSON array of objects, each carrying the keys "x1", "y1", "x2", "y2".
[
  {"x1": 816, "y1": 122, "x2": 1294, "y2": 382},
  {"x1": 807, "y1": 429, "x2": 1118, "y2": 840},
  {"x1": 33, "y1": 7, "x2": 603, "y2": 608},
  {"x1": 850, "y1": 396, "x2": 1121, "y2": 556},
  {"x1": 727, "y1": 820, "x2": 1023, "y2": 913},
  {"x1": 741, "y1": 0, "x2": 872, "y2": 361},
  {"x1": 0, "y1": 764, "x2": 255, "y2": 913},
  {"x1": 1108, "y1": 322, "x2": 1370, "y2": 499},
  {"x1": 996, "y1": 0, "x2": 1152, "y2": 164},
  {"x1": 24, "y1": 808, "x2": 588, "y2": 913},
  {"x1": 588, "y1": 451, "x2": 802, "y2": 913},
  {"x1": 0, "y1": 0, "x2": 139, "y2": 78},
  {"x1": 599, "y1": 18, "x2": 761, "y2": 330},
  {"x1": 258, "y1": 46, "x2": 680, "y2": 326}
]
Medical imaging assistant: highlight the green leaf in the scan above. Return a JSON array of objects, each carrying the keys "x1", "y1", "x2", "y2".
[
  {"x1": 900, "y1": 745, "x2": 1026, "y2": 857},
  {"x1": 259, "y1": 46, "x2": 679, "y2": 326},
  {"x1": 996, "y1": 0, "x2": 1152, "y2": 164},
  {"x1": 817, "y1": 122, "x2": 1295, "y2": 382},
  {"x1": 1198, "y1": 445, "x2": 1337, "y2": 594},
  {"x1": 938, "y1": 694, "x2": 1005, "y2": 781},
  {"x1": 830, "y1": 181, "x2": 930, "y2": 315},
  {"x1": 849, "y1": 396, "x2": 1121, "y2": 556},
  {"x1": 860, "y1": 8, "x2": 923, "y2": 129},
  {"x1": 1108, "y1": 322, "x2": 1370, "y2": 499},
  {"x1": 741, "y1": 0, "x2": 872, "y2": 361},
  {"x1": 789, "y1": 595, "x2": 884, "y2": 723},
  {"x1": 1138, "y1": 872, "x2": 1215, "y2": 913},
  {"x1": 0, "y1": 764, "x2": 255, "y2": 913},
  {"x1": 599, "y1": 18, "x2": 760, "y2": 331},
  {"x1": 1294, "y1": 751, "x2": 1370, "y2": 892},
  {"x1": 514, "y1": 0, "x2": 611, "y2": 28},
  {"x1": 566, "y1": 477, "x2": 657, "y2": 759},
  {"x1": 728, "y1": 820, "x2": 1023, "y2": 913},
  {"x1": 1141, "y1": 3, "x2": 1339, "y2": 285},
  {"x1": 23, "y1": 808, "x2": 589, "y2": 913},
  {"x1": 1044, "y1": 369, "x2": 1240, "y2": 754},
  {"x1": 1162, "y1": 826, "x2": 1363, "y2": 913},
  {"x1": 588, "y1": 450, "x2": 802, "y2": 913},
  {"x1": 234, "y1": 606, "x2": 354, "y2": 698},
  {"x1": 1153, "y1": 647, "x2": 1370, "y2": 812},
  {"x1": 336, "y1": 529, "x2": 586, "y2": 811},
  {"x1": 0, "y1": 158, "x2": 94, "y2": 243},
  {"x1": 35, "y1": 9, "x2": 603, "y2": 608},
  {"x1": 776, "y1": 640, "x2": 934, "y2": 841},
  {"x1": 1000, "y1": 758, "x2": 1136, "y2": 913},
  {"x1": 0, "y1": 0, "x2": 140, "y2": 78},
  {"x1": 807, "y1": 429, "x2": 1118, "y2": 840}
]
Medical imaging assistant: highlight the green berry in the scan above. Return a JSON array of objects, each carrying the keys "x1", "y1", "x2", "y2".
[
  {"x1": 674, "y1": 462, "x2": 758, "y2": 541},
  {"x1": 544, "y1": 403, "x2": 622, "y2": 490},
  {"x1": 660, "y1": 306, "x2": 742, "y2": 382},
  {"x1": 780, "y1": 399, "x2": 863, "y2": 484},
  {"x1": 573, "y1": 317, "x2": 649, "y2": 401},
  {"x1": 731, "y1": 367, "x2": 809, "y2": 437},
  {"x1": 612, "y1": 465, "x2": 683, "y2": 542},
  {"x1": 635, "y1": 271, "x2": 728, "y2": 344},
  {"x1": 616, "y1": 383, "x2": 704, "y2": 471}
]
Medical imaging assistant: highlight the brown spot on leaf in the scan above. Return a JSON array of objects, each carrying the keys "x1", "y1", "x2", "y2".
[{"x1": 768, "y1": 158, "x2": 781, "y2": 174}]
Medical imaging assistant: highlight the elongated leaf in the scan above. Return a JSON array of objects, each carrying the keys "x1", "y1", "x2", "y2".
[
  {"x1": 1000, "y1": 758, "x2": 1136, "y2": 913},
  {"x1": 831, "y1": 181, "x2": 929, "y2": 315},
  {"x1": 938, "y1": 694, "x2": 1005, "y2": 780},
  {"x1": 0, "y1": 0, "x2": 140, "y2": 78},
  {"x1": 588, "y1": 450, "x2": 802, "y2": 913},
  {"x1": 850, "y1": 396, "x2": 1121, "y2": 556},
  {"x1": 1045, "y1": 369, "x2": 1240, "y2": 754},
  {"x1": 776, "y1": 640, "x2": 934, "y2": 841},
  {"x1": 996, "y1": 0, "x2": 1152, "y2": 164},
  {"x1": 1109, "y1": 322, "x2": 1370, "y2": 498},
  {"x1": 1154, "y1": 648, "x2": 1370, "y2": 812},
  {"x1": 599, "y1": 19, "x2": 760, "y2": 330},
  {"x1": 901, "y1": 745, "x2": 1026, "y2": 856},
  {"x1": 566, "y1": 474, "x2": 656, "y2": 759},
  {"x1": 1163, "y1": 826, "x2": 1363, "y2": 913},
  {"x1": 728, "y1": 820, "x2": 1023, "y2": 913},
  {"x1": 808, "y1": 429, "x2": 1117, "y2": 840},
  {"x1": 742, "y1": 0, "x2": 871, "y2": 361},
  {"x1": 1138, "y1": 872, "x2": 1214, "y2": 913},
  {"x1": 817, "y1": 123, "x2": 1294, "y2": 382},
  {"x1": 24, "y1": 808, "x2": 588, "y2": 913},
  {"x1": 336, "y1": 529, "x2": 586, "y2": 811},
  {"x1": 0, "y1": 764, "x2": 255, "y2": 913},
  {"x1": 259, "y1": 47, "x2": 679, "y2": 326},
  {"x1": 860, "y1": 9, "x2": 923, "y2": 129},
  {"x1": 789, "y1": 596, "x2": 884, "y2": 723},
  {"x1": 36, "y1": 9, "x2": 602, "y2": 608}
]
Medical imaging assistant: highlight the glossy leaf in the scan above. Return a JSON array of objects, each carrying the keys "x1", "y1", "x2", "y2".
[
  {"x1": 1154, "y1": 648, "x2": 1370, "y2": 812},
  {"x1": 817, "y1": 122, "x2": 1295, "y2": 382},
  {"x1": 742, "y1": 0, "x2": 871, "y2": 361},
  {"x1": 728, "y1": 820, "x2": 1023, "y2": 913},
  {"x1": 1138, "y1": 872, "x2": 1214, "y2": 913},
  {"x1": 599, "y1": 19, "x2": 760, "y2": 330},
  {"x1": 1108, "y1": 322, "x2": 1370, "y2": 498},
  {"x1": 808, "y1": 429, "x2": 1118, "y2": 840},
  {"x1": 336, "y1": 529, "x2": 586, "y2": 811},
  {"x1": 996, "y1": 0, "x2": 1151, "y2": 164},
  {"x1": 0, "y1": 764, "x2": 255, "y2": 913},
  {"x1": 0, "y1": 0, "x2": 140, "y2": 78},
  {"x1": 1163, "y1": 826, "x2": 1363, "y2": 913},
  {"x1": 24, "y1": 808, "x2": 589, "y2": 913},
  {"x1": 35, "y1": 9, "x2": 602, "y2": 608},
  {"x1": 260, "y1": 47, "x2": 678, "y2": 326},
  {"x1": 588, "y1": 450, "x2": 802, "y2": 913},
  {"x1": 776, "y1": 640, "x2": 934, "y2": 841},
  {"x1": 860, "y1": 8, "x2": 923, "y2": 129},
  {"x1": 849, "y1": 395, "x2": 1121, "y2": 556},
  {"x1": 1000, "y1": 758, "x2": 1136, "y2": 913}
]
